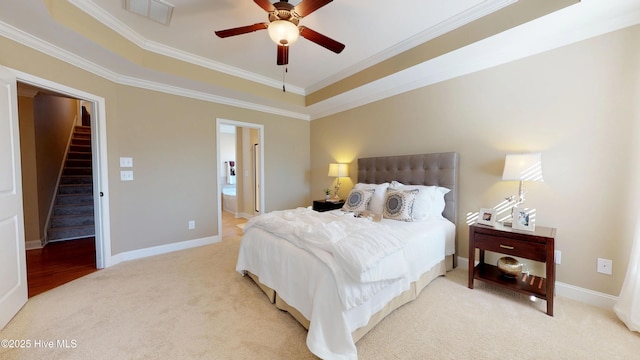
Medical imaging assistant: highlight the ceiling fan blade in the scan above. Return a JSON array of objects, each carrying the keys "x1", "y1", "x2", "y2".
[
  {"x1": 299, "y1": 26, "x2": 345, "y2": 53},
  {"x1": 277, "y1": 44, "x2": 289, "y2": 65},
  {"x1": 215, "y1": 23, "x2": 269, "y2": 38},
  {"x1": 294, "y1": 0, "x2": 332, "y2": 17},
  {"x1": 254, "y1": 0, "x2": 275, "y2": 12}
]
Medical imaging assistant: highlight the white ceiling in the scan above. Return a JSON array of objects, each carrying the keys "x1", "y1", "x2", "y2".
[
  {"x1": 1, "y1": 0, "x2": 640, "y2": 120},
  {"x1": 75, "y1": 0, "x2": 510, "y2": 94}
]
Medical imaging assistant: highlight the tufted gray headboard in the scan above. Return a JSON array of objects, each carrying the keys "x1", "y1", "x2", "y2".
[{"x1": 357, "y1": 152, "x2": 459, "y2": 225}]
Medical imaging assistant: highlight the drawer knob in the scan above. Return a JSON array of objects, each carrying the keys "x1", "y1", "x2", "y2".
[{"x1": 500, "y1": 244, "x2": 515, "y2": 250}]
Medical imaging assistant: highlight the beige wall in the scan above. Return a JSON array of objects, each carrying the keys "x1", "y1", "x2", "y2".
[
  {"x1": 310, "y1": 26, "x2": 640, "y2": 296},
  {"x1": 4, "y1": 5, "x2": 637, "y2": 299},
  {"x1": 33, "y1": 94, "x2": 78, "y2": 239},
  {"x1": 0, "y1": 35, "x2": 310, "y2": 257},
  {"x1": 17, "y1": 95, "x2": 40, "y2": 243},
  {"x1": 105, "y1": 87, "x2": 310, "y2": 255}
]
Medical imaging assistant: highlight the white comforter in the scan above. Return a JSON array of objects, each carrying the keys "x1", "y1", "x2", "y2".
[
  {"x1": 236, "y1": 209, "x2": 455, "y2": 360},
  {"x1": 244, "y1": 207, "x2": 408, "y2": 310}
]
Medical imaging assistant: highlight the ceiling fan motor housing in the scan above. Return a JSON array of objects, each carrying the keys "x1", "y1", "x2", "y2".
[{"x1": 269, "y1": 1, "x2": 300, "y2": 25}]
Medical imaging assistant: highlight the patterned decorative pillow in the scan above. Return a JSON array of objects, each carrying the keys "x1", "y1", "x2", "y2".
[
  {"x1": 389, "y1": 182, "x2": 450, "y2": 220},
  {"x1": 383, "y1": 188, "x2": 420, "y2": 221},
  {"x1": 354, "y1": 182, "x2": 389, "y2": 214},
  {"x1": 342, "y1": 189, "x2": 375, "y2": 213}
]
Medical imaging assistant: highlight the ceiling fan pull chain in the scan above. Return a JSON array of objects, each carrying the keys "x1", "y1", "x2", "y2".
[{"x1": 282, "y1": 66, "x2": 287, "y2": 92}]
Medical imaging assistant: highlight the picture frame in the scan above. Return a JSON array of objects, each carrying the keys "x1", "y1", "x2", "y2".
[
  {"x1": 512, "y1": 206, "x2": 535, "y2": 231},
  {"x1": 476, "y1": 208, "x2": 497, "y2": 227}
]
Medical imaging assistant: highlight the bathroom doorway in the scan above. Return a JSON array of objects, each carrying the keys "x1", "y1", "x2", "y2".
[{"x1": 216, "y1": 119, "x2": 264, "y2": 237}]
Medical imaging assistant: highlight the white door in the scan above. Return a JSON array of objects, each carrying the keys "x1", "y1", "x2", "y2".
[{"x1": 0, "y1": 67, "x2": 28, "y2": 329}]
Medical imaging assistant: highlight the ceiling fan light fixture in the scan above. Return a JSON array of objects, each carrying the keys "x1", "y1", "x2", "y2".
[{"x1": 268, "y1": 20, "x2": 299, "y2": 45}]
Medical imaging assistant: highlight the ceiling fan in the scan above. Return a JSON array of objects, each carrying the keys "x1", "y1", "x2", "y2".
[{"x1": 215, "y1": 0, "x2": 345, "y2": 66}]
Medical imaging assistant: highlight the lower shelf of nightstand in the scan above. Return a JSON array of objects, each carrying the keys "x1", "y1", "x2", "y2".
[{"x1": 473, "y1": 263, "x2": 548, "y2": 300}]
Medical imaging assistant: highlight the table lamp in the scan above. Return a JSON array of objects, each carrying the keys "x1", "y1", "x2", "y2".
[
  {"x1": 328, "y1": 163, "x2": 348, "y2": 200},
  {"x1": 502, "y1": 153, "x2": 543, "y2": 206}
]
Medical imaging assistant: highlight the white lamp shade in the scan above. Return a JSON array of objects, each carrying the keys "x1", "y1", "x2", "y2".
[
  {"x1": 502, "y1": 153, "x2": 543, "y2": 181},
  {"x1": 268, "y1": 20, "x2": 299, "y2": 45},
  {"x1": 328, "y1": 163, "x2": 349, "y2": 177}
]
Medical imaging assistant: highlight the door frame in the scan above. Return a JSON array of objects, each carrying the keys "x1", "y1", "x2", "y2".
[
  {"x1": 215, "y1": 118, "x2": 264, "y2": 233},
  {"x1": 14, "y1": 69, "x2": 111, "y2": 269}
]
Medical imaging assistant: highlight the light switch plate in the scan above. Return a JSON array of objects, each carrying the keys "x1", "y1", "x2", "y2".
[
  {"x1": 120, "y1": 157, "x2": 133, "y2": 167},
  {"x1": 120, "y1": 170, "x2": 134, "y2": 181}
]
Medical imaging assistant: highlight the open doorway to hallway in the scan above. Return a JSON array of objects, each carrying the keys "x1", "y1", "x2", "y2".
[
  {"x1": 17, "y1": 82, "x2": 100, "y2": 297},
  {"x1": 216, "y1": 119, "x2": 264, "y2": 237}
]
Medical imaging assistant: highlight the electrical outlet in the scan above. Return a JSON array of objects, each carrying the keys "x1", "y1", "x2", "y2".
[
  {"x1": 555, "y1": 250, "x2": 561, "y2": 265},
  {"x1": 597, "y1": 258, "x2": 612, "y2": 275},
  {"x1": 188, "y1": 220, "x2": 195, "y2": 230}
]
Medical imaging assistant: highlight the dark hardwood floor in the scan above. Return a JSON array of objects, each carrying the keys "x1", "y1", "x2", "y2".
[
  {"x1": 26, "y1": 215, "x2": 245, "y2": 298},
  {"x1": 26, "y1": 237, "x2": 97, "y2": 298}
]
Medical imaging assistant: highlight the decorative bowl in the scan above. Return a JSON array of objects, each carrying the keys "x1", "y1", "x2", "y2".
[{"x1": 497, "y1": 256, "x2": 522, "y2": 278}]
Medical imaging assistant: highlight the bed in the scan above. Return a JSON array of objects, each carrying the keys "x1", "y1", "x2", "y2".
[{"x1": 236, "y1": 152, "x2": 459, "y2": 359}]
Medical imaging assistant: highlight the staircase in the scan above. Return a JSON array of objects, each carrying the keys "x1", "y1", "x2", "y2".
[{"x1": 48, "y1": 126, "x2": 95, "y2": 242}]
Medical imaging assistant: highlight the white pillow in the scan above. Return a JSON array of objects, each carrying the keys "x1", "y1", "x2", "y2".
[
  {"x1": 342, "y1": 189, "x2": 375, "y2": 213},
  {"x1": 354, "y1": 182, "x2": 389, "y2": 214},
  {"x1": 383, "y1": 188, "x2": 419, "y2": 221},
  {"x1": 389, "y1": 182, "x2": 450, "y2": 220}
]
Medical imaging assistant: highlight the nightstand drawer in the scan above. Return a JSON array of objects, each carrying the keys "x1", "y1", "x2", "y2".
[{"x1": 474, "y1": 234, "x2": 547, "y2": 262}]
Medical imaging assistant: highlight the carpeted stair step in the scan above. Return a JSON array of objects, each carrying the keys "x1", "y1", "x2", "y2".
[
  {"x1": 63, "y1": 167, "x2": 92, "y2": 176},
  {"x1": 48, "y1": 225, "x2": 95, "y2": 242},
  {"x1": 74, "y1": 131, "x2": 91, "y2": 138},
  {"x1": 53, "y1": 203, "x2": 94, "y2": 216},
  {"x1": 69, "y1": 144, "x2": 91, "y2": 153},
  {"x1": 65, "y1": 159, "x2": 92, "y2": 168},
  {"x1": 58, "y1": 183, "x2": 93, "y2": 195},
  {"x1": 47, "y1": 125, "x2": 95, "y2": 242},
  {"x1": 60, "y1": 175, "x2": 93, "y2": 185},
  {"x1": 75, "y1": 125, "x2": 91, "y2": 133},
  {"x1": 50, "y1": 214, "x2": 94, "y2": 228},
  {"x1": 72, "y1": 138, "x2": 91, "y2": 146},
  {"x1": 55, "y1": 193, "x2": 93, "y2": 205},
  {"x1": 67, "y1": 151, "x2": 91, "y2": 160}
]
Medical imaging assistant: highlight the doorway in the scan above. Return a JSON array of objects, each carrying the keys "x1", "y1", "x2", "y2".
[
  {"x1": 216, "y1": 118, "x2": 264, "y2": 237},
  {"x1": 15, "y1": 73, "x2": 110, "y2": 295}
]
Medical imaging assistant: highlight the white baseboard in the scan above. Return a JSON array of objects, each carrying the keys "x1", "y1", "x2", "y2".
[
  {"x1": 25, "y1": 239, "x2": 43, "y2": 250},
  {"x1": 107, "y1": 235, "x2": 220, "y2": 267},
  {"x1": 554, "y1": 281, "x2": 618, "y2": 309},
  {"x1": 456, "y1": 256, "x2": 618, "y2": 310}
]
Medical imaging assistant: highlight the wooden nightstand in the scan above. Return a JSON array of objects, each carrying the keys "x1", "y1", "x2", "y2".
[
  {"x1": 312, "y1": 199, "x2": 344, "y2": 212},
  {"x1": 468, "y1": 223, "x2": 557, "y2": 316}
]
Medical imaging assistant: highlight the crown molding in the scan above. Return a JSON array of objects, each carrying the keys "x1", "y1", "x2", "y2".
[
  {"x1": 306, "y1": 0, "x2": 640, "y2": 120},
  {"x1": 2, "y1": 0, "x2": 639, "y2": 123},
  {"x1": 0, "y1": 20, "x2": 309, "y2": 120},
  {"x1": 67, "y1": 0, "x2": 306, "y2": 96},
  {"x1": 305, "y1": 0, "x2": 517, "y2": 94}
]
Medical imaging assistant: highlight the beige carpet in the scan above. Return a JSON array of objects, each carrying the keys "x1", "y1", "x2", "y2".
[{"x1": 1, "y1": 233, "x2": 639, "y2": 360}]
